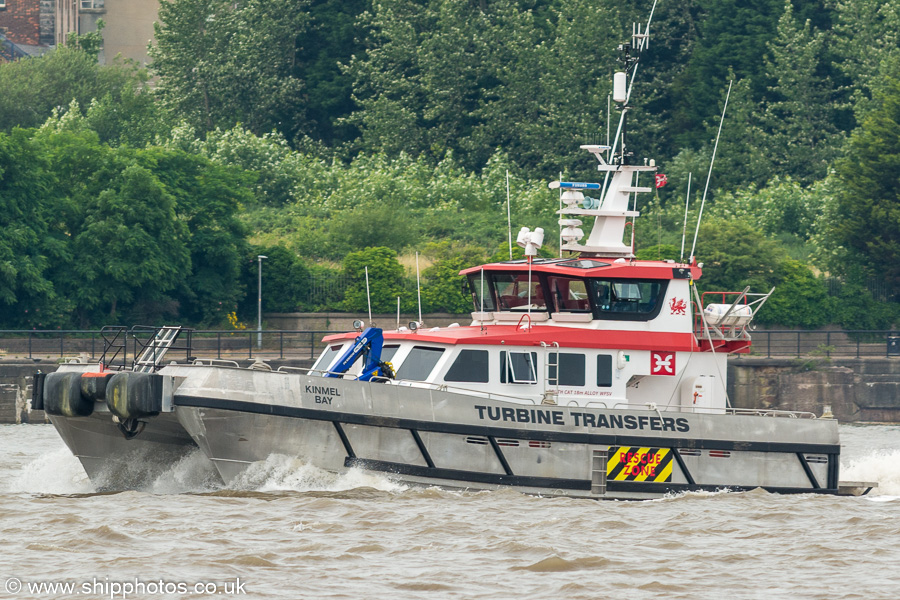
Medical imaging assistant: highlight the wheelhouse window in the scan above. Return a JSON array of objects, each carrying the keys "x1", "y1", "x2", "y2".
[
  {"x1": 500, "y1": 351, "x2": 538, "y2": 384},
  {"x1": 396, "y1": 346, "x2": 444, "y2": 381},
  {"x1": 548, "y1": 353, "x2": 585, "y2": 386},
  {"x1": 467, "y1": 273, "x2": 496, "y2": 311},
  {"x1": 589, "y1": 278, "x2": 668, "y2": 321},
  {"x1": 597, "y1": 355, "x2": 613, "y2": 387},
  {"x1": 547, "y1": 276, "x2": 591, "y2": 312},
  {"x1": 493, "y1": 273, "x2": 547, "y2": 311},
  {"x1": 444, "y1": 349, "x2": 489, "y2": 383},
  {"x1": 313, "y1": 344, "x2": 344, "y2": 372},
  {"x1": 381, "y1": 345, "x2": 400, "y2": 364}
]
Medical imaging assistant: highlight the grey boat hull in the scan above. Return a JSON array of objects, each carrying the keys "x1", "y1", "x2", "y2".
[
  {"x1": 169, "y1": 365, "x2": 840, "y2": 500},
  {"x1": 48, "y1": 409, "x2": 206, "y2": 489}
]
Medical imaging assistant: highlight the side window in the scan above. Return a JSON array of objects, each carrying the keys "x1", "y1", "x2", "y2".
[
  {"x1": 381, "y1": 345, "x2": 400, "y2": 364},
  {"x1": 396, "y1": 347, "x2": 444, "y2": 381},
  {"x1": 313, "y1": 344, "x2": 344, "y2": 372},
  {"x1": 444, "y1": 350, "x2": 490, "y2": 383},
  {"x1": 549, "y1": 353, "x2": 585, "y2": 386},
  {"x1": 597, "y1": 355, "x2": 613, "y2": 387},
  {"x1": 589, "y1": 279, "x2": 668, "y2": 321},
  {"x1": 468, "y1": 274, "x2": 496, "y2": 311},
  {"x1": 547, "y1": 276, "x2": 591, "y2": 312},
  {"x1": 500, "y1": 351, "x2": 538, "y2": 384},
  {"x1": 493, "y1": 273, "x2": 547, "y2": 311}
]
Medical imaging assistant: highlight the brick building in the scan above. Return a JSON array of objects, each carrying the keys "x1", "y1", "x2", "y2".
[
  {"x1": 0, "y1": 0, "x2": 42, "y2": 46},
  {"x1": 2, "y1": 0, "x2": 158, "y2": 65}
]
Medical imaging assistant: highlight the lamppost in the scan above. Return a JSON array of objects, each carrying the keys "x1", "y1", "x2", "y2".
[{"x1": 257, "y1": 255, "x2": 267, "y2": 348}]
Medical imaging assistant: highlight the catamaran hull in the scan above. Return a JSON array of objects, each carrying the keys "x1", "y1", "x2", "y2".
[
  {"x1": 48, "y1": 410, "x2": 204, "y2": 489},
  {"x1": 168, "y1": 365, "x2": 840, "y2": 500}
]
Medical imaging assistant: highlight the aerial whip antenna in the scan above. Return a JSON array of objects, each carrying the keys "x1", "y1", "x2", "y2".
[
  {"x1": 506, "y1": 170, "x2": 513, "y2": 260},
  {"x1": 680, "y1": 172, "x2": 692, "y2": 263},
  {"x1": 690, "y1": 79, "x2": 733, "y2": 263}
]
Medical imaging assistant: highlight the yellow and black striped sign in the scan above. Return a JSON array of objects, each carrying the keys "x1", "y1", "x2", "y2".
[{"x1": 607, "y1": 447, "x2": 673, "y2": 482}]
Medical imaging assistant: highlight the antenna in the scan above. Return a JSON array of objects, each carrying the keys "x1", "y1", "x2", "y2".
[
  {"x1": 680, "y1": 172, "x2": 692, "y2": 263},
  {"x1": 415, "y1": 251, "x2": 423, "y2": 326},
  {"x1": 558, "y1": 171, "x2": 563, "y2": 257},
  {"x1": 365, "y1": 266, "x2": 372, "y2": 325},
  {"x1": 396, "y1": 296, "x2": 400, "y2": 330},
  {"x1": 606, "y1": 94, "x2": 611, "y2": 160},
  {"x1": 690, "y1": 80, "x2": 733, "y2": 263},
  {"x1": 506, "y1": 170, "x2": 512, "y2": 260},
  {"x1": 480, "y1": 267, "x2": 486, "y2": 332}
]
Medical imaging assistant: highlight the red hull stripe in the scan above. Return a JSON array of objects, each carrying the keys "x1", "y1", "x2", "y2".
[{"x1": 324, "y1": 327, "x2": 702, "y2": 352}]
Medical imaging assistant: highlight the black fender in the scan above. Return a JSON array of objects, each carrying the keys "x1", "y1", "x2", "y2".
[{"x1": 43, "y1": 372, "x2": 94, "y2": 417}]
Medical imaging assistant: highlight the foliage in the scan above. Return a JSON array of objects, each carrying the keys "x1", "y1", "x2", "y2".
[
  {"x1": 755, "y1": 260, "x2": 830, "y2": 329},
  {"x1": 341, "y1": 247, "x2": 411, "y2": 313},
  {"x1": 693, "y1": 218, "x2": 786, "y2": 293},
  {"x1": 0, "y1": 129, "x2": 71, "y2": 328},
  {"x1": 0, "y1": 46, "x2": 156, "y2": 135},
  {"x1": 828, "y1": 77, "x2": 900, "y2": 289},
  {"x1": 66, "y1": 19, "x2": 106, "y2": 61},
  {"x1": 150, "y1": 0, "x2": 310, "y2": 142},
  {"x1": 635, "y1": 244, "x2": 680, "y2": 262},
  {"x1": 346, "y1": 0, "x2": 636, "y2": 175},
  {"x1": 758, "y1": 3, "x2": 846, "y2": 186},
  {"x1": 420, "y1": 242, "x2": 489, "y2": 314},
  {"x1": 238, "y1": 246, "x2": 310, "y2": 317}
]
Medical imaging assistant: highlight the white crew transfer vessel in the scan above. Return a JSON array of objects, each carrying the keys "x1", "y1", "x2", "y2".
[{"x1": 34, "y1": 17, "x2": 873, "y2": 499}]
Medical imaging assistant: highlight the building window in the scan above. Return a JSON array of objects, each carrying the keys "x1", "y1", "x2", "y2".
[
  {"x1": 500, "y1": 351, "x2": 538, "y2": 384},
  {"x1": 80, "y1": 0, "x2": 105, "y2": 8},
  {"x1": 396, "y1": 346, "x2": 444, "y2": 381},
  {"x1": 444, "y1": 349, "x2": 490, "y2": 383},
  {"x1": 548, "y1": 353, "x2": 585, "y2": 386}
]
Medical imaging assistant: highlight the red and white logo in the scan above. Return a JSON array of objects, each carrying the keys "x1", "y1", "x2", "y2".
[
  {"x1": 651, "y1": 351, "x2": 675, "y2": 376},
  {"x1": 669, "y1": 297, "x2": 687, "y2": 315}
]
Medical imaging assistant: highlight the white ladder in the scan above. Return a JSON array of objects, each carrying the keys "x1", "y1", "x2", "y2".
[{"x1": 133, "y1": 326, "x2": 182, "y2": 372}]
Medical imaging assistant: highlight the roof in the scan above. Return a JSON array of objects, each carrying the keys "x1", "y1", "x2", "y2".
[
  {"x1": 459, "y1": 258, "x2": 701, "y2": 280},
  {"x1": 324, "y1": 325, "x2": 702, "y2": 352}
]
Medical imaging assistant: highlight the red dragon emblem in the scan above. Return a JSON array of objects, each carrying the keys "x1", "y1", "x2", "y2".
[{"x1": 669, "y1": 297, "x2": 687, "y2": 316}]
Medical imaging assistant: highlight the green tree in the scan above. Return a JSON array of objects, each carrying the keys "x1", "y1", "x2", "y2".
[
  {"x1": 420, "y1": 242, "x2": 488, "y2": 314},
  {"x1": 145, "y1": 148, "x2": 251, "y2": 324},
  {"x1": 341, "y1": 247, "x2": 410, "y2": 313},
  {"x1": 831, "y1": 0, "x2": 900, "y2": 121},
  {"x1": 68, "y1": 161, "x2": 191, "y2": 321},
  {"x1": 0, "y1": 129, "x2": 71, "y2": 328},
  {"x1": 694, "y1": 218, "x2": 786, "y2": 293},
  {"x1": 758, "y1": 3, "x2": 845, "y2": 185},
  {"x1": 829, "y1": 77, "x2": 900, "y2": 289},
  {"x1": 150, "y1": 0, "x2": 310, "y2": 141},
  {"x1": 755, "y1": 259, "x2": 830, "y2": 328},
  {"x1": 0, "y1": 46, "x2": 153, "y2": 133},
  {"x1": 239, "y1": 245, "x2": 310, "y2": 318}
]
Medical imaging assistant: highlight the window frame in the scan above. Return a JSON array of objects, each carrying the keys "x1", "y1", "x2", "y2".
[
  {"x1": 588, "y1": 278, "x2": 669, "y2": 321},
  {"x1": 500, "y1": 351, "x2": 538, "y2": 384},
  {"x1": 548, "y1": 352, "x2": 586, "y2": 387},
  {"x1": 597, "y1": 354, "x2": 613, "y2": 387},
  {"x1": 395, "y1": 346, "x2": 445, "y2": 382},
  {"x1": 443, "y1": 349, "x2": 490, "y2": 383}
]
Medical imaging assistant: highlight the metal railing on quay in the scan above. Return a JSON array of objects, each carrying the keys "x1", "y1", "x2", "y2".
[
  {"x1": 0, "y1": 329, "x2": 334, "y2": 362},
  {"x1": 0, "y1": 329, "x2": 898, "y2": 361},
  {"x1": 749, "y1": 330, "x2": 900, "y2": 359}
]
